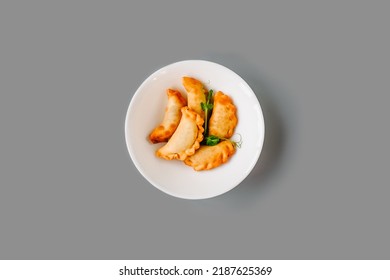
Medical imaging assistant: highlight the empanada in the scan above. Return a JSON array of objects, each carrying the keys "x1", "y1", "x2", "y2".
[
  {"x1": 182, "y1": 77, "x2": 207, "y2": 119},
  {"x1": 184, "y1": 140, "x2": 235, "y2": 171},
  {"x1": 156, "y1": 106, "x2": 204, "y2": 160},
  {"x1": 149, "y1": 89, "x2": 187, "y2": 143},
  {"x1": 208, "y1": 91, "x2": 238, "y2": 139}
]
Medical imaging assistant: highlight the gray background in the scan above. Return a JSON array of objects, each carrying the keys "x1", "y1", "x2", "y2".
[{"x1": 1, "y1": 1, "x2": 389, "y2": 259}]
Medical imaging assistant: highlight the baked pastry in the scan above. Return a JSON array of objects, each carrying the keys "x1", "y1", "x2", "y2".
[
  {"x1": 156, "y1": 106, "x2": 204, "y2": 160},
  {"x1": 149, "y1": 89, "x2": 187, "y2": 143},
  {"x1": 184, "y1": 140, "x2": 236, "y2": 171},
  {"x1": 182, "y1": 76, "x2": 207, "y2": 119},
  {"x1": 208, "y1": 91, "x2": 238, "y2": 138}
]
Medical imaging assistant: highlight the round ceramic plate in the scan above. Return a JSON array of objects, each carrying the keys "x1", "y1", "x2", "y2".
[{"x1": 125, "y1": 60, "x2": 265, "y2": 199}]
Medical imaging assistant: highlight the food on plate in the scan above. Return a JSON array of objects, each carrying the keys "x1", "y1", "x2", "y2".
[
  {"x1": 208, "y1": 91, "x2": 238, "y2": 139},
  {"x1": 182, "y1": 77, "x2": 207, "y2": 118},
  {"x1": 156, "y1": 106, "x2": 204, "y2": 161},
  {"x1": 149, "y1": 89, "x2": 187, "y2": 143},
  {"x1": 150, "y1": 76, "x2": 241, "y2": 171},
  {"x1": 184, "y1": 140, "x2": 236, "y2": 171}
]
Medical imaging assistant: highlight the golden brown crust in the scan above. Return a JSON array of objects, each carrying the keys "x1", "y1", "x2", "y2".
[
  {"x1": 149, "y1": 89, "x2": 187, "y2": 143},
  {"x1": 184, "y1": 141, "x2": 236, "y2": 171},
  {"x1": 208, "y1": 91, "x2": 238, "y2": 139},
  {"x1": 182, "y1": 76, "x2": 207, "y2": 119},
  {"x1": 156, "y1": 106, "x2": 204, "y2": 161}
]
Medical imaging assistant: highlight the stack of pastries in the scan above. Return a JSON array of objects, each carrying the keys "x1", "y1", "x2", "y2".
[{"x1": 149, "y1": 77, "x2": 238, "y2": 171}]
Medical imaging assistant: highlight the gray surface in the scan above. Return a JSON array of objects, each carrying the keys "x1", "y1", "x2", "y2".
[{"x1": 1, "y1": 1, "x2": 389, "y2": 259}]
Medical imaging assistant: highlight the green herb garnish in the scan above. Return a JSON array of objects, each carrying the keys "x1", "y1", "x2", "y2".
[
  {"x1": 205, "y1": 135, "x2": 220, "y2": 146},
  {"x1": 205, "y1": 134, "x2": 242, "y2": 148},
  {"x1": 200, "y1": 89, "x2": 214, "y2": 137}
]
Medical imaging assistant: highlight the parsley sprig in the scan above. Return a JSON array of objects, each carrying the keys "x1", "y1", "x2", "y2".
[{"x1": 205, "y1": 134, "x2": 242, "y2": 148}]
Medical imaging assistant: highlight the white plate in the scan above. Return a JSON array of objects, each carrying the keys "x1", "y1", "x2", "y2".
[{"x1": 125, "y1": 60, "x2": 265, "y2": 199}]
